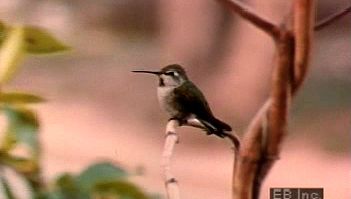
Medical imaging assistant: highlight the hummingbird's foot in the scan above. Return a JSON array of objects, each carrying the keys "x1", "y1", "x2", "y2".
[{"x1": 168, "y1": 117, "x2": 187, "y2": 126}]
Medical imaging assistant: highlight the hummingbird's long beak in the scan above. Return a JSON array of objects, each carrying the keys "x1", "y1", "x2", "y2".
[{"x1": 131, "y1": 70, "x2": 162, "y2": 75}]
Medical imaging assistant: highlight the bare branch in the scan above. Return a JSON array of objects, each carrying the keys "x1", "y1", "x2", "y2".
[
  {"x1": 292, "y1": 0, "x2": 315, "y2": 94},
  {"x1": 223, "y1": 131, "x2": 241, "y2": 150},
  {"x1": 162, "y1": 120, "x2": 181, "y2": 199},
  {"x1": 231, "y1": 0, "x2": 315, "y2": 198},
  {"x1": 315, "y1": 5, "x2": 351, "y2": 31},
  {"x1": 253, "y1": 29, "x2": 294, "y2": 198},
  {"x1": 233, "y1": 31, "x2": 294, "y2": 199},
  {"x1": 216, "y1": 0, "x2": 280, "y2": 38},
  {"x1": 232, "y1": 100, "x2": 271, "y2": 199},
  {"x1": 161, "y1": 118, "x2": 239, "y2": 199},
  {"x1": 251, "y1": 1, "x2": 315, "y2": 197},
  {"x1": 266, "y1": 31, "x2": 293, "y2": 156}
]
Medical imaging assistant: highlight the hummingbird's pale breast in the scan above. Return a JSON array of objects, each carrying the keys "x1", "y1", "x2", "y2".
[{"x1": 157, "y1": 85, "x2": 179, "y2": 117}]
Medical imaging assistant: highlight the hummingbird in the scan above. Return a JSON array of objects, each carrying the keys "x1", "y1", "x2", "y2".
[{"x1": 132, "y1": 64, "x2": 232, "y2": 138}]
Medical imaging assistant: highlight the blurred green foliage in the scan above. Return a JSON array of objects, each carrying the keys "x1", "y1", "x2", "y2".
[
  {"x1": 43, "y1": 162, "x2": 154, "y2": 199},
  {"x1": 0, "y1": 20, "x2": 156, "y2": 199}
]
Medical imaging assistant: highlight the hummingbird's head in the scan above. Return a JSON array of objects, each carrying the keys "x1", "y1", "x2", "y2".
[
  {"x1": 132, "y1": 64, "x2": 188, "y2": 87},
  {"x1": 159, "y1": 64, "x2": 188, "y2": 87}
]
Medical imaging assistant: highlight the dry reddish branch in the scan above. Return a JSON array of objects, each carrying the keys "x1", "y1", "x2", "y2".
[
  {"x1": 315, "y1": 5, "x2": 351, "y2": 31},
  {"x1": 216, "y1": 0, "x2": 280, "y2": 39},
  {"x1": 252, "y1": 29, "x2": 295, "y2": 198},
  {"x1": 161, "y1": 1, "x2": 347, "y2": 198},
  {"x1": 292, "y1": 0, "x2": 315, "y2": 94},
  {"x1": 217, "y1": 0, "x2": 317, "y2": 198}
]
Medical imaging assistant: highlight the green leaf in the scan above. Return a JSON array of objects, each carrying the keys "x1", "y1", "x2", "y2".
[
  {"x1": 1, "y1": 155, "x2": 38, "y2": 175},
  {"x1": 51, "y1": 173, "x2": 87, "y2": 199},
  {"x1": 0, "y1": 26, "x2": 26, "y2": 84},
  {"x1": 3, "y1": 106, "x2": 40, "y2": 156},
  {"x1": 0, "y1": 174, "x2": 17, "y2": 199},
  {"x1": 23, "y1": 26, "x2": 70, "y2": 54},
  {"x1": 76, "y1": 162, "x2": 127, "y2": 191},
  {"x1": 0, "y1": 130, "x2": 17, "y2": 152},
  {"x1": 56, "y1": 174, "x2": 79, "y2": 193},
  {"x1": 93, "y1": 180, "x2": 150, "y2": 199},
  {"x1": 0, "y1": 92, "x2": 45, "y2": 104}
]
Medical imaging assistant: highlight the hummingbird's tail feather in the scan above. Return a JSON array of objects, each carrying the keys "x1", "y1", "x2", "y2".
[
  {"x1": 212, "y1": 117, "x2": 232, "y2": 132},
  {"x1": 198, "y1": 117, "x2": 232, "y2": 138}
]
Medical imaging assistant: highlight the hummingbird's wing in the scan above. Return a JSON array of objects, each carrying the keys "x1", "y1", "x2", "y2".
[
  {"x1": 173, "y1": 81, "x2": 232, "y2": 134},
  {"x1": 172, "y1": 81, "x2": 213, "y2": 119}
]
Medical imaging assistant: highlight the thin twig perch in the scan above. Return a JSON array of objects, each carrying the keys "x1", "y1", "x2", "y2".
[
  {"x1": 161, "y1": 118, "x2": 240, "y2": 199},
  {"x1": 161, "y1": 120, "x2": 181, "y2": 199}
]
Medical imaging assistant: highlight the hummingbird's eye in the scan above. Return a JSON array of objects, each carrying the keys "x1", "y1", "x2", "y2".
[{"x1": 165, "y1": 71, "x2": 175, "y2": 76}]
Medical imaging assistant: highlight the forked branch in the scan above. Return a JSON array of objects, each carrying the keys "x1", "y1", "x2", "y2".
[
  {"x1": 216, "y1": 0, "x2": 280, "y2": 39},
  {"x1": 221, "y1": 0, "x2": 315, "y2": 199},
  {"x1": 161, "y1": 1, "x2": 345, "y2": 198}
]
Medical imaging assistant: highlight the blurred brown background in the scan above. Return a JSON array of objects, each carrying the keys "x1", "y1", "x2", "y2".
[{"x1": 1, "y1": 0, "x2": 350, "y2": 198}]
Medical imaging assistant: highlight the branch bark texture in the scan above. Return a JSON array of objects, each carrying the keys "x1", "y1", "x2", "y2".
[
  {"x1": 162, "y1": 120, "x2": 181, "y2": 199},
  {"x1": 216, "y1": 0, "x2": 316, "y2": 198}
]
